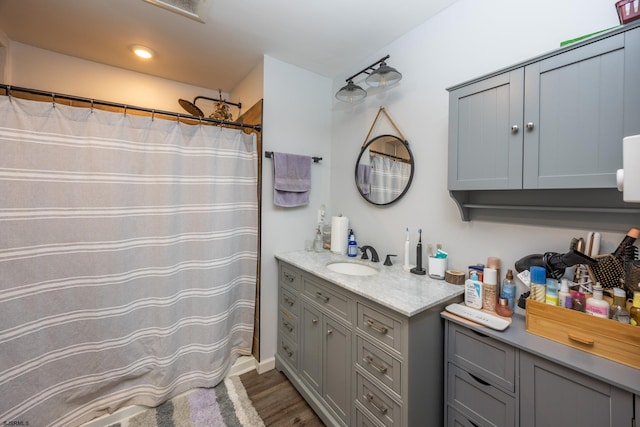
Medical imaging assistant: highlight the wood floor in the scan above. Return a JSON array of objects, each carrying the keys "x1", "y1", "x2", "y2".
[{"x1": 240, "y1": 369, "x2": 326, "y2": 426}]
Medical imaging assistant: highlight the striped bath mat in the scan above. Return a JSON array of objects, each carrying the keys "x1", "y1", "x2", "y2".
[{"x1": 110, "y1": 377, "x2": 265, "y2": 427}]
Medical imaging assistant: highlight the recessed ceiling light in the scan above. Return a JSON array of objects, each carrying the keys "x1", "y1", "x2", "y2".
[{"x1": 131, "y1": 45, "x2": 154, "y2": 59}]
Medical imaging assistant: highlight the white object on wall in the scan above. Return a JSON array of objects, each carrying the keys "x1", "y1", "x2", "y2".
[{"x1": 616, "y1": 134, "x2": 640, "y2": 202}]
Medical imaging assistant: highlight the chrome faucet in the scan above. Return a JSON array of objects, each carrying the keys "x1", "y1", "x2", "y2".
[{"x1": 360, "y1": 245, "x2": 379, "y2": 263}]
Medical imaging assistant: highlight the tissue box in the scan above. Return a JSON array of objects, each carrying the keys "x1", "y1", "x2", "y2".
[
  {"x1": 616, "y1": 0, "x2": 640, "y2": 24},
  {"x1": 525, "y1": 298, "x2": 640, "y2": 369}
]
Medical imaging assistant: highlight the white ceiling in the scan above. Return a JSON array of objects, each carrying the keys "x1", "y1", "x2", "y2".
[{"x1": 0, "y1": 0, "x2": 458, "y2": 92}]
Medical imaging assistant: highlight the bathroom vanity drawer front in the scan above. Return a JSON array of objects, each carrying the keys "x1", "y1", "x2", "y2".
[
  {"x1": 302, "y1": 276, "x2": 351, "y2": 322},
  {"x1": 447, "y1": 322, "x2": 516, "y2": 393},
  {"x1": 447, "y1": 363, "x2": 515, "y2": 427},
  {"x1": 279, "y1": 309, "x2": 298, "y2": 342},
  {"x1": 280, "y1": 285, "x2": 299, "y2": 316},
  {"x1": 355, "y1": 335, "x2": 402, "y2": 397},
  {"x1": 357, "y1": 303, "x2": 403, "y2": 354},
  {"x1": 280, "y1": 264, "x2": 301, "y2": 290},
  {"x1": 355, "y1": 371, "x2": 402, "y2": 427},
  {"x1": 278, "y1": 336, "x2": 298, "y2": 369},
  {"x1": 355, "y1": 404, "x2": 386, "y2": 427},
  {"x1": 446, "y1": 405, "x2": 484, "y2": 427}
]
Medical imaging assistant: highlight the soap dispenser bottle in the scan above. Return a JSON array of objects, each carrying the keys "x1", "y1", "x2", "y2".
[{"x1": 347, "y1": 230, "x2": 357, "y2": 257}]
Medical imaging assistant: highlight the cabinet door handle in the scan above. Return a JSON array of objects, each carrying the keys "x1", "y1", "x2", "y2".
[
  {"x1": 365, "y1": 392, "x2": 388, "y2": 415},
  {"x1": 283, "y1": 296, "x2": 295, "y2": 306},
  {"x1": 327, "y1": 329, "x2": 333, "y2": 335},
  {"x1": 366, "y1": 319, "x2": 389, "y2": 334},
  {"x1": 315, "y1": 292, "x2": 330, "y2": 302},
  {"x1": 283, "y1": 272, "x2": 295, "y2": 282},
  {"x1": 526, "y1": 122, "x2": 535, "y2": 130},
  {"x1": 282, "y1": 321, "x2": 294, "y2": 332},
  {"x1": 364, "y1": 355, "x2": 388, "y2": 374},
  {"x1": 312, "y1": 318, "x2": 318, "y2": 324},
  {"x1": 511, "y1": 124, "x2": 519, "y2": 133},
  {"x1": 469, "y1": 373, "x2": 491, "y2": 386}
]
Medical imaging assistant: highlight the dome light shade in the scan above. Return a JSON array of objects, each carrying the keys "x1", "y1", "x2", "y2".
[
  {"x1": 335, "y1": 80, "x2": 367, "y2": 103},
  {"x1": 365, "y1": 61, "x2": 402, "y2": 87}
]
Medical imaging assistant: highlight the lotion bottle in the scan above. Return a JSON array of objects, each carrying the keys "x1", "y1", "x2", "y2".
[
  {"x1": 465, "y1": 271, "x2": 483, "y2": 309},
  {"x1": 501, "y1": 269, "x2": 516, "y2": 311},
  {"x1": 585, "y1": 284, "x2": 610, "y2": 318}
]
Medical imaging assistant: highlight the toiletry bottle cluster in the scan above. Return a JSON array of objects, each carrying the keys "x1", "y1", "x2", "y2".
[
  {"x1": 527, "y1": 264, "x2": 640, "y2": 325},
  {"x1": 464, "y1": 257, "x2": 514, "y2": 317}
]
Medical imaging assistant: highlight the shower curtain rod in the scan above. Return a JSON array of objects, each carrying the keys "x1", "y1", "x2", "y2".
[{"x1": 0, "y1": 84, "x2": 262, "y2": 132}]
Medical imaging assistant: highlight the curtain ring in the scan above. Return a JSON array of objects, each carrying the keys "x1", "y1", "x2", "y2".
[
  {"x1": 151, "y1": 110, "x2": 155, "y2": 121},
  {"x1": 7, "y1": 85, "x2": 12, "y2": 103},
  {"x1": 51, "y1": 93, "x2": 56, "y2": 108},
  {"x1": 123, "y1": 105, "x2": 127, "y2": 116},
  {"x1": 176, "y1": 113, "x2": 180, "y2": 124},
  {"x1": 90, "y1": 99, "x2": 94, "y2": 113}
]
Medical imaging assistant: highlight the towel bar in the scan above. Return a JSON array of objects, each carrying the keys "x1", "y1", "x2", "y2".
[{"x1": 265, "y1": 151, "x2": 322, "y2": 163}]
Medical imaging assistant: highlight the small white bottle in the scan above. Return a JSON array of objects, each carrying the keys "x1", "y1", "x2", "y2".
[
  {"x1": 465, "y1": 271, "x2": 483, "y2": 309},
  {"x1": 585, "y1": 284, "x2": 610, "y2": 318},
  {"x1": 558, "y1": 279, "x2": 571, "y2": 308}
]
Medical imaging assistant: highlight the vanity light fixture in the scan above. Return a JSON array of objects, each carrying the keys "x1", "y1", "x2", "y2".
[
  {"x1": 131, "y1": 45, "x2": 154, "y2": 59},
  {"x1": 335, "y1": 54, "x2": 402, "y2": 103}
]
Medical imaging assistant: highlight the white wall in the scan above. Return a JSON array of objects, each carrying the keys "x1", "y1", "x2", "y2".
[
  {"x1": 330, "y1": 0, "x2": 627, "y2": 306},
  {"x1": 5, "y1": 42, "x2": 223, "y2": 112},
  {"x1": 230, "y1": 59, "x2": 264, "y2": 113},
  {"x1": 260, "y1": 55, "x2": 332, "y2": 359}
]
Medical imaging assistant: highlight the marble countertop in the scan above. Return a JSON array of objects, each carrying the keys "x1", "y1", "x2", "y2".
[{"x1": 275, "y1": 250, "x2": 464, "y2": 317}]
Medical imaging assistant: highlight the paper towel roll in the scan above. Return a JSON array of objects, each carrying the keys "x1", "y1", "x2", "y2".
[{"x1": 330, "y1": 216, "x2": 349, "y2": 255}]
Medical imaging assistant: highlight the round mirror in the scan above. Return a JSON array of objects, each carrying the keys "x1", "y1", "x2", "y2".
[{"x1": 355, "y1": 134, "x2": 414, "y2": 205}]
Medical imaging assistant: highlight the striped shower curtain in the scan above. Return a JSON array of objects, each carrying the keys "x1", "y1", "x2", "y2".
[{"x1": 0, "y1": 96, "x2": 258, "y2": 426}]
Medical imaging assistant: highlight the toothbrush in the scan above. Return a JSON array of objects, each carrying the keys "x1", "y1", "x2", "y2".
[
  {"x1": 416, "y1": 229, "x2": 423, "y2": 270},
  {"x1": 404, "y1": 227, "x2": 410, "y2": 269}
]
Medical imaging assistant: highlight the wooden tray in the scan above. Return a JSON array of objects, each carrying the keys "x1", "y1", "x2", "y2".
[{"x1": 526, "y1": 298, "x2": 640, "y2": 369}]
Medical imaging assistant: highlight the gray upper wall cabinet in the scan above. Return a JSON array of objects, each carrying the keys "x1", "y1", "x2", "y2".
[{"x1": 447, "y1": 22, "x2": 640, "y2": 230}]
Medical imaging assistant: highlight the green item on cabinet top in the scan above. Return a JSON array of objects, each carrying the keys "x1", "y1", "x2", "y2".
[{"x1": 560, "y1": 26, "x2": 619, "y2": 46}]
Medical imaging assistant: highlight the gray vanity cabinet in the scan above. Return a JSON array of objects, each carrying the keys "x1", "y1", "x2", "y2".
[
  {"x1": 519, "y1": 352, "x2": 633, "y2": 427},
  {"x1": 444, "y1": 318, "x2": 637, "y2": 427},
  {"x1": 449, "y1": 26, "x2": 640, "y2": 192},
  {"x1": 276, "y1": 259, "x2": 457, "y2": 427}
]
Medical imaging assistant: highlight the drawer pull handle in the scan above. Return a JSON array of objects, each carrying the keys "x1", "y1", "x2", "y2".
[
  {"x1": 470, "y1": 329, "x2": 489, "y2": 338},
  {"x1": 312, "y1": 318, "x2": 318, "y2": 324},
  {"x1": 366, "y1": 319, "x2": 388, "y2": 335},
  {"x1": 282, "y1": 321, "x2": 294, "y2": 332},
  {"x1": 469, "y1": 420, "x2": 480, "y2": 427},
  {"x1": 315, "y1": 292, "x2": 330, "y2": 302},
  {"x1": 283, "y1": 272, "x2": 295, "y2": 282},
  {"x1": 282, "y1": 345, "x2": 293, "y2": 358},
  {"x1": 327, "y1": 329, "x2": 333, "y2": 335},
  {"x1": 283, "y1": 296, "x2": 295, "y2": 306},
  {"x1": 568, "y1": 333, "x2": 594, "y2": 346},
  {"x1": 364, "y1": 355, "x2": 388, "y2": 374},
  {"x1": 469, "y1": 373, "x2": 490, "y2": 386},
  {"x1": 365, "y1": 392, "x2": 388, "y2": 415}
]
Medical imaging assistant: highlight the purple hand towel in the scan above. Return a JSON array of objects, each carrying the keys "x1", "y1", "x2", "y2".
[{"x1": 273, "y1": 152, "x2": 312, "y2": 207}]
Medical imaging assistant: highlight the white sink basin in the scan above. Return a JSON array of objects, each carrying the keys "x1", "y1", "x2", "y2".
[{"x1": 326, "y1": 261, "x2": 379, "y2": 276}]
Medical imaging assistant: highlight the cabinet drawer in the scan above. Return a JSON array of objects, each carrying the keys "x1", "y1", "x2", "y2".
[
  {"x1": 355, "y1": 404, "x2": 386, "y2": 427},
  {"x1": 355, "y1": 335, "x2": 402, "y2": 396},
  {"x1": 447, "y1": 322, "x2": 516, "y2": 392},
  {"x1": 357, "y1": 303, "x2": 403, "y2": 354},
  {"x1": 447, "y1": 405, "x2": 483, "y2": 427},
  {"x1": 278, "y1": 336, "x2": 298, "y2": 369},
  {"x1": 280, "y1": 285, "x2": 299, "y2": 316},
  {"x1": 355, "y1": 371, "x2": 402, "y2": 427},
  {"x1": 302, "y1": 276, "x2": 351, "y2": 322},
  {"x1": 279, "y1": 309, "x2": 298, "y2": 342},
  {"x1": 447, "y1": 363, "x2": 515, "y2": 427},
  {"x1": 280, "y1": 264, "x2": 300, "y2": 290}
]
